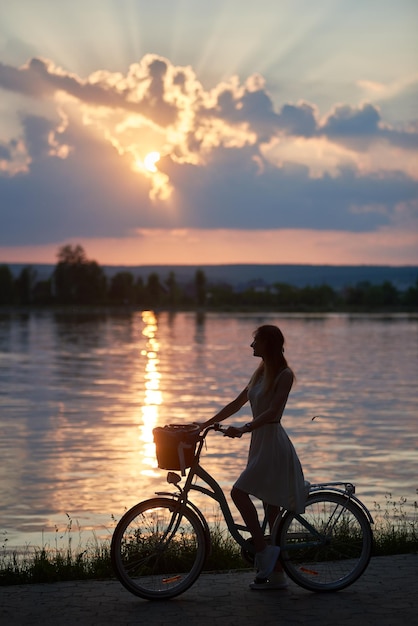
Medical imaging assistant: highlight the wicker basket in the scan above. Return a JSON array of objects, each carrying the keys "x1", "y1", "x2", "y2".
[{"x1": 153, "y1": 424, "x2": 201, "y2": 474}]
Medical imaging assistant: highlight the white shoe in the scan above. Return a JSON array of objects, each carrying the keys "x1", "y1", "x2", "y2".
[
  {"x1": 250, "y1": 571, "x2": 289, "y2": 590},
  {"x1": 255, "y1": 545, "x2": 280, "y2": 579}
]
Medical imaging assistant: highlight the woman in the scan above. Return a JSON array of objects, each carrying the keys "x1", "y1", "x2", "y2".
[{"x1": 198, "y1": 324, "x2": 307, "y2": 590}]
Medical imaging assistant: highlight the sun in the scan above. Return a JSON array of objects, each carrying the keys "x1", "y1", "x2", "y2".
[
  {"x1": 133, "y1": 151, "x2": 172, "y2": 200},
  {"x1": 143, "y1": 151, "x2": 161, "y2": 172}
]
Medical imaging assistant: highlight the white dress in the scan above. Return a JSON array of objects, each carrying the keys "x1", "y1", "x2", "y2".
[{"x1": 233, "y1": 369, "x2": 307, "y2": 513}]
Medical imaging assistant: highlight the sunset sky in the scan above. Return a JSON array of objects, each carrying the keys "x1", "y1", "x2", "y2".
[{"x1": 1, "y1": 0, "x2": 417, "y2": 266}]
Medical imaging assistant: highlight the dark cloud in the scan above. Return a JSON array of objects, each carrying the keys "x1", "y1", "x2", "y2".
[
  {"x1": 0, "y1": 116, "x2": 164, "y2": 245},
  {"x1": 213, "y1": 86, "x2": 280, "y2": 141},
  {"x1": 22, "y1": 115, "x2": 53, "y2": 158},
  {"x1": 202, "y1": 82, "x2": 316, "y2": 141},
  {"x1": 0, "y1": 143, "x2": 11, "y2": 160},
  {"x1": 320, "y1": 103, "x2": 418, "y2": 150},
  {"x1": 0, "y1": 58, "x2": 55, "y2": 97},
  {"x1": 276, "y1": 103, "x2": 317, "y2": 137},
  {"x1": 163, "y1": 147, "x2": 417, "y2": 232},
  {"x1": 0, "y1": 57, "x2": 178, "y2": 126},
  {"x1": 323, "y1": 103, "x2": 380, "y2": 136},
  {"x1": 380, "y1": 127, "x2": 418, "y2": 150},
  {"x1": 198, "y1": 79, "x2": 418, "y2": 150}
]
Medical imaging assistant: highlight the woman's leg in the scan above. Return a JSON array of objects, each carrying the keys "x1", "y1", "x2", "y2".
[
  {"x1": 231, "y1": 486, "x2": 266, "y2": 552},
  {"x1": 264, "y1": 502, "x2": 284, "y2": 573}
]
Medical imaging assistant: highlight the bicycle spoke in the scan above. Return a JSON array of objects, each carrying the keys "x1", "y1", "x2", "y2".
[
  {"x1": 111, "y1": 498, "x2": 207, "y2": 600},
  {"x1": 279, "y1": 492, "x2": 372, "y2": 592}
]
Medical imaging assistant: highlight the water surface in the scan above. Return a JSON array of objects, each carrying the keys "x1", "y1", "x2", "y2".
[{"x1": 1, "y1": 310, "x2": 417, "y2": 548}]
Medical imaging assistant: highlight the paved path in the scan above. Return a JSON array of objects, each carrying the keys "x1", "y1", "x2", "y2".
[{"x1": 1, "y1": 554, "x2": 417, "y2": 626}]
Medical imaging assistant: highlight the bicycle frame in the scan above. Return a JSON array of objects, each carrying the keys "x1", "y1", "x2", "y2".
[{"x1": 157, "y1": 462, "x2": 255, "y2": 552}]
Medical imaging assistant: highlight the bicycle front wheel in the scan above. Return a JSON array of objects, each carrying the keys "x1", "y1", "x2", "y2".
[
  {"x1": 111, "y1": 497, "x2": 207, "y2": 600},
  {"x1": 278, "y1": 491, "x2": 373, "y2": 592}
]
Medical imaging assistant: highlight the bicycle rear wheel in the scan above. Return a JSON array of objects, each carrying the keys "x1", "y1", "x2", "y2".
[
  {"x1": 111, "y1": 497, "x2": 207, "y2": 600},
  {"x1": 278, "y1": 491, "x2": 373, "y2": 592}
]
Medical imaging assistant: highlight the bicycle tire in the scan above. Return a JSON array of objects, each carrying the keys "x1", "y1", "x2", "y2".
[
  {"x1": 278, "y1": 491, "x2": 373, "y2": 592},
  {"x1": 111, "y1": 497, "x2": 207, "y2": 600}
]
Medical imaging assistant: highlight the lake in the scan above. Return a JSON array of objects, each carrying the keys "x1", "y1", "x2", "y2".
[{"x1": 1, "y1": 310, "x2": 417, "y2": 549}]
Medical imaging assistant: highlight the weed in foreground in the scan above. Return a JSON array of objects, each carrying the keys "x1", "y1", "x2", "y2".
[
  {"x1": 372, "y1": 491, "x2": 418, "y2": 555},
  {"x1": 1, "y1": 492, "x2": 417, "y2": 585}
]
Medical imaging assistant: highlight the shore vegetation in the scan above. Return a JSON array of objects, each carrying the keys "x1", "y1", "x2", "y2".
[{"x1": 1, "y1": 493, "x2": 416, "y2": 586}]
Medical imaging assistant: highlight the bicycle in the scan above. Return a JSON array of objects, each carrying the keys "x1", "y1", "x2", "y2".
[{"x1": 111, "y1": 423, "x2": 374, "y2": 600}]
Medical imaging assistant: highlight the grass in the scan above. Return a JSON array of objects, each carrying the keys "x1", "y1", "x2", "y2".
[
  {"x1": 372, "y1": 492, "x2": 418, "y2": 556},
  {"x1": 1, "y1": 493, "x2": 416, "y2": 586},
  {"x1": 0, "y1": 514, "x2": 114, "y2": 586}
]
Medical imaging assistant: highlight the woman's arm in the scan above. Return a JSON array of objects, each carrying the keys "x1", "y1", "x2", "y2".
[
  {"x1": 196, "y1": 387, "x2": 249, "y2": 430},
  {"x1": 225, "y1": 369, "x2": 294, "y2": 438}
]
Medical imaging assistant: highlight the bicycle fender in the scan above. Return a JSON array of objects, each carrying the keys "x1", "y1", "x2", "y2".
[
  {"x1": 307, "y1": 489, "x2": 374, "y2": 524},
  {"x1": 155, "y1": 492, "x2": 212, "y2": 555}
]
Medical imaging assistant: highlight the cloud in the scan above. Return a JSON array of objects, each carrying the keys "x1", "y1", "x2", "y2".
[
  {"x1": 0, "y1": 56, "x2": 181, "y2": 127},
  {"x1": 357, "y1": 73, "x2": 418, "y2": 105},
  {"x1": 0, "y1": 54, "x2": 417, "y2": 246},
  {"x1": 0, "y1": 144, "x2": 11, "y2": 160},
  {"x1": 277, "y1": 103, "x2": 317, "y2": 137},
  {"x1": 0, "y1": 136, "x2": 28, "y2": 175},
  {"x1": 322, "y1": 103, "x2": 380, "y2": 139},
  {"x1": 162, "y1": 146, "x2": 418, "y2": 231},
  {"x1": 320, "y1": 102, "x2": 418, "y2": 151}
]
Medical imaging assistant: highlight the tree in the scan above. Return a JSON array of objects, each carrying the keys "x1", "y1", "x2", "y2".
[
  {"x1": 57, "y1": 244, "x2": 87, "y2": 265},
  {"x1": 240, "y1": 285, "x2": 272, "y2": 308},
  {"x1": 207, "y1": 283, "x2": 235, "y2": 307},
  {"x1": 194, "y1": 269, "x2": 207, "y2": 307},
  {"x1": 134, "y1": 276, "x2": 145, "y2": 306},
  {"x1": 32, "y1": 279, "x2": 52, "y2": 305},
  {"x1": 378, "y1": 281, "x2": 399, "y2": 307},
  {"x1": 0, "y1": 265, "x2": 14, "y2": 305},
  {"x1": 274, "y1": 283, "x2": 300, "y2": 309},
  {"x1": 343, "y1": 281, "x2": 369, "y2": 308},
  {"x1": 166, "y1": 272, "x2": 180, "y2": 308},
  {"x1": 298, "y1": 284, "x2": 338, "y2": 310},
  {"x1": 343, "y1": 280, "x2": 399, "y2": 309},
  {"x1": 146, "y1": 273, "x2": 163, "y2": 308},
  {"x1": 53, "y1": 244, "x2": 107, "y2": 305},
  {"x1": 77, "y1": 261, "x2": 107, "y2": 304},
  {"x1": 109, "y1": 272, "x2": 135, "y2": 305},
  {"x1": 14, "y1": 266, "x2": 37, "y2": 305},
  {"x1": 402, "y1": 278, "x2": 418, "y2": 308}
]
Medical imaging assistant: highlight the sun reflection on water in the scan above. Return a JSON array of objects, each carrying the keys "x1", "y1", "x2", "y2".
[{"x1": 138, "y1": 311, "x2": 162, "y2": 477}]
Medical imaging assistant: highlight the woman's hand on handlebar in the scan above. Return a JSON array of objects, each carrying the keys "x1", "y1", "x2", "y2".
[
  {"x1": 192, "y1": 422, "x2": 248, "y2": 438},
  {"x1": 221, "y1": 425, "x2": 246, "y2": 438}
]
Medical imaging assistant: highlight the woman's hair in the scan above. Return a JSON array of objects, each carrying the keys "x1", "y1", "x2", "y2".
[{"x1": 248, "y1": 324, "x2": 294, "y2": 391}]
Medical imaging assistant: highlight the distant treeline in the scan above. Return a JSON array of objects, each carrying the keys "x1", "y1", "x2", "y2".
[{"x1": 1, "y1": 244, "x2": 417, "y2": 311}]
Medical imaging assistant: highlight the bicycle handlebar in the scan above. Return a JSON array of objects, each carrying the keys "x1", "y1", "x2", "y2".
[{"x1": 198, "y1": 422, "x2": 239, "y2": 438}]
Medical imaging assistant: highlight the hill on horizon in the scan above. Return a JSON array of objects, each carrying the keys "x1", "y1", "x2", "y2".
[{"x1": 6, "y1": 263, "x2": 418, "y2": 290}]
